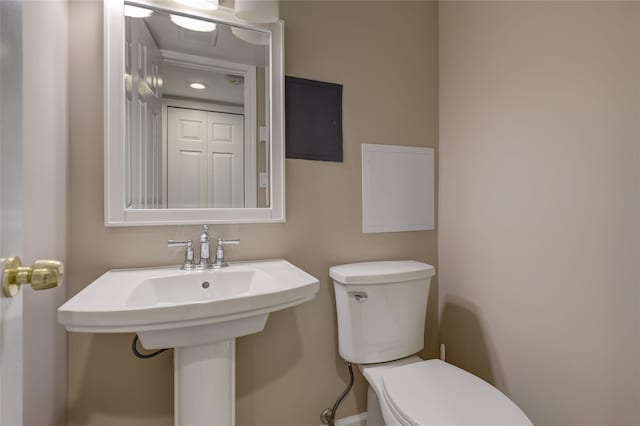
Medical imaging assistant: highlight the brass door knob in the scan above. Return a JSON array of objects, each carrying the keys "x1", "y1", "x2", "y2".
[{"x1": 2, "y1": 256, "x2": 64, "y2": 297}]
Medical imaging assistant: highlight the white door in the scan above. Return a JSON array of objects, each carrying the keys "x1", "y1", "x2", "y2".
[
  {"x1": 1, "y1": 2, "x2": 66, "y2": 425},
  {"x1": 208, "y1": 112, "x2": 244, "y2": 208},
  {"x1": 167, "y1": 108, "x2": 244, "y2": 208},
  {"x1": 167, "y1": 107, "x2": 208, "y2": 208},
  {"x1": 1, "y1": 2, "x2": 25, "y2": 423},
  {"x1": 128, "y1": 18, "x2": 163, "y2": 208}
]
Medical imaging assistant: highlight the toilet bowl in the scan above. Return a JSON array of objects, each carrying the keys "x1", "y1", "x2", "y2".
[{"x1": 330, "y1": 261, "x2": 532, "y2": 426}]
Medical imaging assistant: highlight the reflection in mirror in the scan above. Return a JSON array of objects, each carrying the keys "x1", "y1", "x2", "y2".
[{"x1": 124, "y1": 6, "x2": 270, "y2": 209}]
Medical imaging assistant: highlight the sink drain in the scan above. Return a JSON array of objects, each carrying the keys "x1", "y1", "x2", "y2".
[{"x1": 202, "y1": 281, "x2": 210, "y2": 289}]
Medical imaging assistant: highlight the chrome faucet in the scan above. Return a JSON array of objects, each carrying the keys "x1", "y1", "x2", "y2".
[
  {"x1": 198, "y1": 225, "x2": 213, "y2": 269},
  {"x1": 213, "y1": 238, "x2": 240, "y2": 269},
  {"x1": 169, "y1": 225, "x2": 239, "y2": 270}
]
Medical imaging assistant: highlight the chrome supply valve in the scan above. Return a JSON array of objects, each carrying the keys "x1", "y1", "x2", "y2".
[
  {"x1": 198, "y1": 225, "x2": 213, "y2": 269},
  {"x1": 168, "y1": 240, "x2": 195, "y2": 270},
  {"x1": 213, "y1": 238, "x2": 240, "y2": 269}
]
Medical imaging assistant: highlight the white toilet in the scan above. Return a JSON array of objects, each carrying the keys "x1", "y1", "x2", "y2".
[{"x1": 330, "y1": 261, "x2": 532, "y2": 426}]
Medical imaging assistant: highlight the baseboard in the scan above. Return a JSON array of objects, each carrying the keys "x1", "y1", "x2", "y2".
[{"x1": 334, "y1": 412, "x2": 368, "y2": 426}]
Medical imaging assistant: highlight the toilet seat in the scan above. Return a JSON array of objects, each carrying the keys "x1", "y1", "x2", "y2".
[
  {"x1": 382, "y1": 384, "x2": 415, "y2": 425},
  {"x1": 381, "y1": 359, "x2": 532, "y2": 426}
]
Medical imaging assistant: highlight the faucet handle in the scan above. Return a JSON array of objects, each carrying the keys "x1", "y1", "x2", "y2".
[
  {"x1": 213, "y1": 239, "x2": 240, "y2": 269},
  {"x1": 168, "y1": 240, "x2": 195, "y2": 270},
  {"x1": 168, "y1": 240, "x2": 192, "y2": 247},
  {"x1": 217, "y1": 238, "x2": 240, "y2": 246}
]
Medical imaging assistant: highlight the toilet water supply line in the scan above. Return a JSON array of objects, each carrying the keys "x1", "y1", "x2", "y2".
[
  {"x1": 321, "y1": 344, "x2": 445, "y2": 425},
  {"x1": 321, "y1": 361, "x2": 355, "y2": 426}
]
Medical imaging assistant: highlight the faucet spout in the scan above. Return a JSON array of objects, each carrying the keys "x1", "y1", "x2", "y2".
[{"x1": 198, "y1": 225, "x2": 213, "y2": 269}]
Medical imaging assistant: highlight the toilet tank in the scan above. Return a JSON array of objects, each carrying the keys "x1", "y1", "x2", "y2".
[{"x1": 330, "y1": 261, "x2": 435, "y2": 364}]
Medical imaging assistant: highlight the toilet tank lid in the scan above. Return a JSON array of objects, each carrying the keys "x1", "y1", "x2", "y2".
[{"x1": 329, "y1": 261, "x2": 435, "y2": 285}]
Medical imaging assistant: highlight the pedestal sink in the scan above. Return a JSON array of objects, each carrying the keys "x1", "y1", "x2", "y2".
[{"x1": 58, "y1": 259, "x2": 319, "y2": 426}]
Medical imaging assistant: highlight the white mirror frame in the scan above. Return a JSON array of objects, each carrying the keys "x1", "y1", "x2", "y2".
[{"x1": 104, "y1": 0, "x2": 285, "y2": 226}]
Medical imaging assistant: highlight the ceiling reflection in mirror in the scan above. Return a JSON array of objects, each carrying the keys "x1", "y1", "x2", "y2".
[{"x1": 124, "y1": 6, "x2": 270, "y2": 209}]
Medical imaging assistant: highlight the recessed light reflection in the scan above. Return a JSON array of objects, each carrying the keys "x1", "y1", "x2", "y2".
[
  {"x1": 170, "y1": 14, "x2": 217, "y2": 32},
  {"x1": 190, "y1": 82, "x2": 207, "y2": 90}
]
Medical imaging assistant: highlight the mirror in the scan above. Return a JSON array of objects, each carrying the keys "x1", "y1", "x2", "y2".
[
  {"x1": 125, "y1": 8, "x2": 269, "y2": 209},
  {"x1": 105, "y1": 1, "x2": 285, "y2": 226}
]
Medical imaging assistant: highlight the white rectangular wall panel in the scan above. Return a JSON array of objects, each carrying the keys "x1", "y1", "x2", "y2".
[{"x1": 362, "y1": 144, "x2": 434, "y2": 233}]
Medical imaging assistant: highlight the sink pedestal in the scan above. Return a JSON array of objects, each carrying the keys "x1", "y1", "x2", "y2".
[
  {"x1": 175, "y1": 339, "x2": 236, "y2": 426},
  {"x1": 141, "y1": 313, "x2": 269, "y2": 426}
]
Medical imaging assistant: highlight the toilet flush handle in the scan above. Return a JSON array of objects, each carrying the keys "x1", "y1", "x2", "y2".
[{"x1": 348, "y1": 291, "x2": 368, "y2": 302}]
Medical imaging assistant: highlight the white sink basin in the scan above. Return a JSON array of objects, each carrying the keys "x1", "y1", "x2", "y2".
[
  {"x1": 58, "y1": 259, "x2": 319, "y2": 348},
  {"x1": 129, "y1": 269, "x2": 269, "y2": 306},
  {"x1": 58, "y1": 259, "x2": 319, "y2": 426}
]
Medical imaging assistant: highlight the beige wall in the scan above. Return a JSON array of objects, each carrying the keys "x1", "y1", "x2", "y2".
[
  {"x1": 23, "y1": 1, "x2": 68, "y2": 425},
  {"x1": 68, "y1": 2, "x2": 438, "y2": 425},
  {"x1": 439, "y1": 2, "x2": 640, "y2": 425}
]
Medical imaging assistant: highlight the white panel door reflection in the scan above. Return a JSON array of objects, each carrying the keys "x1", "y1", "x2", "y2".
[{"x1": 168, "y1": 107, "x2": 244, "y2": 208}]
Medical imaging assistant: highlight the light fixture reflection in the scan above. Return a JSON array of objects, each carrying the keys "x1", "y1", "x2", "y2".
[
  {"x1": 170, "y1": 14, "x2": 217, "y2": 32},
  {"x1": 124, "y1": 5, "x2": 154, "y2": 18},
  {"x1": 189, "y1": 82, "x2": 207, "y2": 90},
  {"x1": 175, "y1": 0, "x2": 219, "y2": 11},
  {"x1": 234, "y1": 0, "x2": 279, "y2": 24},
  {"x1": 231, "y1": 27, "x2": 269, "y2": 45}
]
